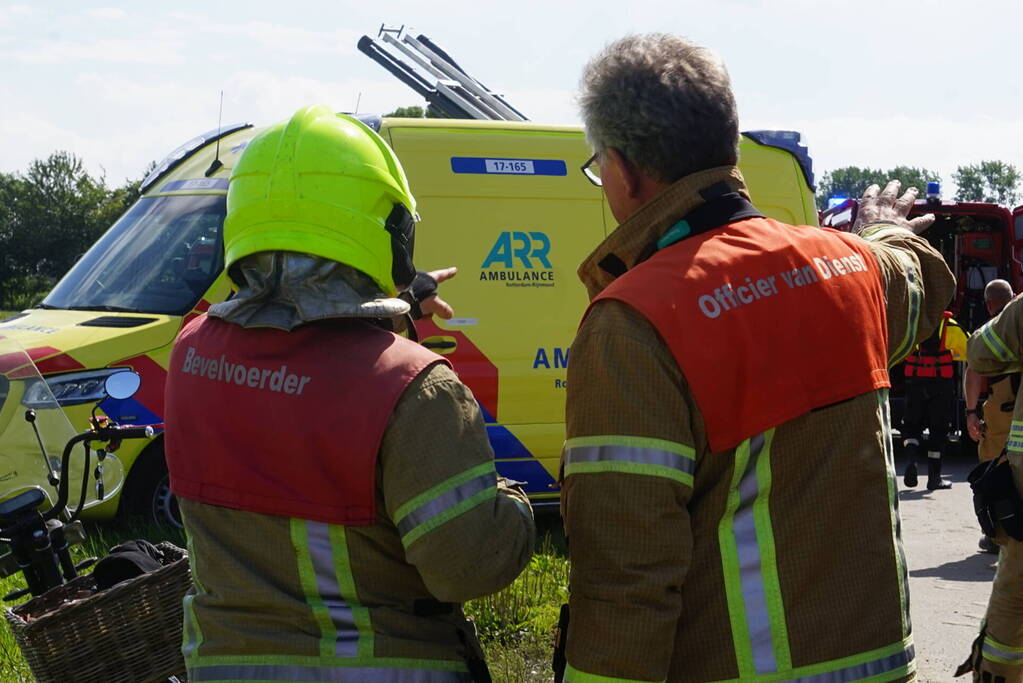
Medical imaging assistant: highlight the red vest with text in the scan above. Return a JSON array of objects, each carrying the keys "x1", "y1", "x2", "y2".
[
  {"x1": 592, "y1": 217, "x2": 890, "y2": 454},
  {"x1": 164, "y1": 315, "x2": 447, "y2": 525},
  {"x1": 903, "y1": 312, "x2": 955, "y2": 379}
]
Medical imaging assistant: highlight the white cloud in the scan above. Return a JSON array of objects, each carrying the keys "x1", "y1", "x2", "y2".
[
  {"x1": 0, "y1": 3, "x2": 38, "y2": 27},
  {"x1": 85, "y1": 8, "x2": 127, "y2": 20},
  {"x1": 167, "y1": 13, "x2": 359, "y2": 56},
  {"x1": 3, "y1": 37, "x2": 185, "y2": 65},
  {"x1": 0, "y1": 71, "x2": 418, "y2": 182},
  {"x1": 501, "y1": 87, "x2": 578, "y2": 125}
]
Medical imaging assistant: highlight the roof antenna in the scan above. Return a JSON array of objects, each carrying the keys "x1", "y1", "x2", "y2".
[
  {"x1": 204, "y1": 90, "x2": 225, "y2": 177},
  {"x1": 354, "y1": 91, "x2": 362, "y2": 114}
]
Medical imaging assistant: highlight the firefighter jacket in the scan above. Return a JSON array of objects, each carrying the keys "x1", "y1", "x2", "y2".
[
  {"x1": 903, "y1": 311, "x2": 967, "y2": 379},
  {"x1": 165, "y1": 315, "x2": 535, "y2": 683},
  {"x1": 979, "y1": 371, "x2": 1018, "y2": 463},
  {"x1": 561, "y1": 165, "x2": 956, "y2": 683},
  {"x1": 965, "y1": 296, "x2": 1023, "y2": 681}
]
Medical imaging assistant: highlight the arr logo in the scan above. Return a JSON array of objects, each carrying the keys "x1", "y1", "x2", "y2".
[
  {"x1": 481, "y1": 232, "x2": 552, "y2": 269},
  {"x1": 480, "y1": 231, "x2": 555, "y2": 287}
]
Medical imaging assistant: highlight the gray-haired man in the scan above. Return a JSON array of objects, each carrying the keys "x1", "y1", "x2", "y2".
[{"x1": 560, "y1": 34, "x2": 954, "y2": 683}]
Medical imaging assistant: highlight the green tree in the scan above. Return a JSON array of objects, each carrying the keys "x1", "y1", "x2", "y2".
[
  {"x1": 385, "y1": 105, "x2": 426, "y2": 118},
  {"x1": 816, "y1": 166, "x2": 941, "y2": 210},
  {"x1": 384, "y1": 104, "x2": 449, "y2": 119},
  {"x1": 0, "y1": 152, "x2": 142, "y2": 308},
  {"x1": 952, "y1": 161, "x2": 1021, "y2": 205}
]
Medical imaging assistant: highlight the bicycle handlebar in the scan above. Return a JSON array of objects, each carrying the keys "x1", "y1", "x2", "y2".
[{"x1": 44, "y1": 423, "x2": 162, "y2": 522}]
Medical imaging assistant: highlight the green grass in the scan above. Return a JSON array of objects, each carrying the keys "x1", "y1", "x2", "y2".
[{"x1": 0, "y1": 516, "x2": 568, "y2": 683}]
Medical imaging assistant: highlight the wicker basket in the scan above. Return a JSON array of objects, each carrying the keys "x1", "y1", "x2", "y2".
[{"x1": 3, "y1": 541, "x2": 190, "y2": 683}]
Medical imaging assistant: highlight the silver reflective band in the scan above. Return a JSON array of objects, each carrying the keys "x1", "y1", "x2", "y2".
[
  {"x1": 564, "y1": 445, "x2": 695, "y2": 474},
  {"x1": 397, "y1": 473, "x2": 493, "y2": 538},
  {"x1": 780, "y1": 645, "x2": 914, "y2": 683},
  {"x1": 190, "y1": 664, "x2": 471, "y2": 682},
  {"x1": 307, "y1": 521, "x2": 359, "y2": 656},
  {"x1": 981, "y1": 323, "x2": 1016, "y2": 362},
  {"x1": 984, "y1": 639, "x2": 1023, "y2": 663},
  {"x1": 732, "y1": 432, "x2": 778, "y2": 675}
]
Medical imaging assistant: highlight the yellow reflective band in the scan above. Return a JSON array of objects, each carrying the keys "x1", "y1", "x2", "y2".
[
  {"x1": 984, "y1": 635, "x2": 1023, "y2": 665},
  {"x1": 563, "y1": 436, "x2": 696, "y2": 485},
  {"x1": 860, "y1": 225, "x2": 914, "y2": 242},
  {"x1": 565, "y1": 435, "x2": 695, "y2": 459},
  {"x1": 705, "y1": 636, "x2": 913, "y2": 683},
  {"x1": 980, "y1": 321, "x2": 1017, "y2": 363},
  {"x1": 564, "y1": 439, "x2": 695, "y2": 487},
  {"x1": 565, "y1": 663, "x2": 664, "y2": 683},
  {"x1": 888, "y1": 252, "x2": 921, "y2": 366}
]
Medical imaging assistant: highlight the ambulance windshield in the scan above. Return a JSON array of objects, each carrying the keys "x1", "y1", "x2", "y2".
[{"x1": 42, "y1": 195, "x2": 226, "y2": 316}]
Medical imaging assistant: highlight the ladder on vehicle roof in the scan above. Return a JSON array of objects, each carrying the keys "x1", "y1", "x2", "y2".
[{"x1": 357, "y1": 25, "x2": 529, "y2": 121}]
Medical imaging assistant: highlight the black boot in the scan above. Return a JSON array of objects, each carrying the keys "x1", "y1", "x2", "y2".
[
  {"x1": 903, "y1": 440, "x2": 920, "y2": 487},
  {"x1": 927, "y1": 455, "x2": 951, "y2": 490},
  {"x1": 979, "y1": 535, "x2": 999, "y2": 554},
  {"x1": 903, "y1": 462, "x2": 918, "y2": 488}
]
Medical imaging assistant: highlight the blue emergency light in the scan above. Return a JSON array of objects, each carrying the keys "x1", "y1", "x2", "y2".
[
  {"x1": 926, "y1": 181, "x2": 941, "y2": 201},
  {"x1": 827, "y1": 196, "x2": 848, "y2": 209}
]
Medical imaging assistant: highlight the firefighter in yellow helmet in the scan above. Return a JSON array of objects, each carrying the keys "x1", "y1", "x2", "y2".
[{"x1": 164, "y1": 105, "x2": 534, "y2": 683}]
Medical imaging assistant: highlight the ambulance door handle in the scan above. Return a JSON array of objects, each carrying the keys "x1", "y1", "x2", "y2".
[{"x1": 422, "y1": 336, "x2": 457, "y2": 354}]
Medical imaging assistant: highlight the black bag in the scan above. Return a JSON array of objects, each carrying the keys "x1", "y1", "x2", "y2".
[
  {"x1": 968, "y1": 457, "x2": 1023, "y2": 541},
  {"x1": 92, "y1": 539, "x2": 165, "y2": 591}
]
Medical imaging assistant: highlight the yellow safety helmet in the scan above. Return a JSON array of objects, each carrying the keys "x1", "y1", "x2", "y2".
[{"x1": 224, "y1": 104, "x2": 417, "y2": 296}]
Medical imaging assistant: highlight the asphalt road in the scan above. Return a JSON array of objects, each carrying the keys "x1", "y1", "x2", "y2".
[{"x1": 898, "y1": 452, "x2": 999, "y2": 682}]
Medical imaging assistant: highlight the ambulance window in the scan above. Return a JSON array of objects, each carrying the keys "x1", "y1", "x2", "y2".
[
  {"x1": 43, "y1": 195, "x2": 226, "y2": 316},
  {"x1": 1016, "y1": 214, "x2": 1023, "y2": 240}
]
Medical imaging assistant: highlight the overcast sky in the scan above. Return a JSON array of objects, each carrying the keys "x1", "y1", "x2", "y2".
[{"x1": 2, "y1": 0, "x2": 1021, "y2": 197}]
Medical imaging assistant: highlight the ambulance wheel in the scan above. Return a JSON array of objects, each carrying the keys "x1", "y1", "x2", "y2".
[{"x1": 122, "y1": 443, "x2": 182, "y2": 529}]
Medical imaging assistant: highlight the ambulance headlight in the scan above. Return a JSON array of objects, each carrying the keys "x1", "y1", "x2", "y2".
[{"x1": 23, "y1": 369, "x2": 126, "y2": 408}]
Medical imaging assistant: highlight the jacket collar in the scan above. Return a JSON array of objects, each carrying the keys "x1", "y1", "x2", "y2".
[{"x1": 577, "y1": 165, "x2": 750, "y2": 299}]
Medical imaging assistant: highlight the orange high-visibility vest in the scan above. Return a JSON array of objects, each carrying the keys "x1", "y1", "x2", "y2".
[
  {"x1": 592, "y1": 215, "x2": 890, "y2": 453},
  {"x1": 903, "y1": 312, "x2": 956, "y2": 379}
]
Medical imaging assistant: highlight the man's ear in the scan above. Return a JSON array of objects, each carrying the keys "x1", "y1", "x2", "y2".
[{"x1": 604, "y1": 147, "x2": 642, "y2": 199}]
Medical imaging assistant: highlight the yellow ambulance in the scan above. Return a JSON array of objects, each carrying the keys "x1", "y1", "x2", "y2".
[{"x1": 0, "y1": 116, "x2": 817, "y2": 525}]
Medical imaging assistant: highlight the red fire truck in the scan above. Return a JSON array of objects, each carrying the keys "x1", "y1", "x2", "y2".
[{"x1": 821, "y1": 183, "x2": 1023, "y2": 451}]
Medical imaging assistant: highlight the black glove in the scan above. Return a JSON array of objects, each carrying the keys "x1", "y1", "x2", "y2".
[{"x1": 399, "y1": 271, "x2": 439, "y2": 319}]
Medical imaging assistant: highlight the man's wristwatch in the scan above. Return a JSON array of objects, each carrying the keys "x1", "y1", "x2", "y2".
[{"x1": 966, "y1": 408, "x2": 980, "y2": 416}]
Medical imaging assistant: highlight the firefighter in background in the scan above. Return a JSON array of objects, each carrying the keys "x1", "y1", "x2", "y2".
[
  {"x1": 164, "y1": 105, "x2": 534, "y2": 683},
  {"x1": 901, "y1": 309, "x2": 968, "y2": 489},
  {"x1": 958, "y1": 296, "x2": 1023, "y2": 682},
  {"x1": 965, "y1": 280, "x2": 1017, "y2": 462},
  {"x1": 965, "y1": 280, "x2": 1017, "y2": 553}
]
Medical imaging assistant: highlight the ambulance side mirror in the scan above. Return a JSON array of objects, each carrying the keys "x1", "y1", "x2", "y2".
[{"x1": 104, "y1": 372, "x2": 141, "y2": 401}]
